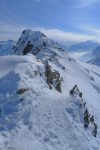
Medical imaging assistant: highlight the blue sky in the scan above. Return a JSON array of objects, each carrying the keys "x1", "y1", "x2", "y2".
[{"x1": 0, "y1": 0, "x2": 100, "y2": 43}]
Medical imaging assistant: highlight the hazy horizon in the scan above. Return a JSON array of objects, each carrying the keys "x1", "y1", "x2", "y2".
[{"x1": 1, "y1": 0, "x2": 100, "y2": 44}]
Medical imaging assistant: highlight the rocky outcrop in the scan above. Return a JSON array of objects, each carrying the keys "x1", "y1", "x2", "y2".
[
  {"x1": 70, "y1": 85, "x2": 98, "y2": 137},
  {"x1": 45, "y1": 63, "x2": 61, "y2": 92},
  {"x1": 12, "y1": 29, "x2": 67, "y2": 63},
  {"x1": 13, "y1": 30, "x2": 48, "y2": 55},
  {"x1": 17, "y1": 88, "x2": 29, "y2": 94},
  {"x1": 23, "y1": 42, "x2": 33, "y2": 55}
]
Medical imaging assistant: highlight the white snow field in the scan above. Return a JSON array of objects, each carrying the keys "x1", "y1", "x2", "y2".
[
  {"x1": 0, "y1": 30, "x2": 100, "y2": 150},
  {"x1": 0, "y1": 53, "x2": 100, "y2": 150}
]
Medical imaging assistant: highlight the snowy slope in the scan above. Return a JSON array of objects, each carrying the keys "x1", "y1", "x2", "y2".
[
  {"x1": 68, "y1": 40, "x2": 99, "y2": 52},
  {"x1": 70, "y1": 46, "x2": 100, "y2": 67},
  {"x1": 88, "y1": 57, "x2": 100, "y2": 66},
  {"x1": 87, "y1": 47, "x2": 100, "y2": 66},
  {"x1": 0, "y1": 40, "x2": 15, "y2": 56},
  {"x1": 0, "y1": 53, "x2": 100, "y2": 150},
  {"x1": 0, "y1": 30, "x2": 100, "y2": 150},
  {"x1": 93, "y1": 46, "x2": 100, "y2": 57}
]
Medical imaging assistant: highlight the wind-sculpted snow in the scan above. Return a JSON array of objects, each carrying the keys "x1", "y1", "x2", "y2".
[
  {"x1": 0, "y1": 53, "x2": 99, "y2": 149},
  {"x1": 0, "y1": 30, "x2": 100, "y2": 149}
]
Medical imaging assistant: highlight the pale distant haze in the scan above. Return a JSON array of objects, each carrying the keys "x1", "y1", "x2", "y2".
[{"x1": 0, "y1": 0, "x2": 100, "y2": 43}]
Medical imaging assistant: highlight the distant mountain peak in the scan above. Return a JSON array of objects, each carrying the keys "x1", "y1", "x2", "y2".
[
  {"x1": 22, "y1": 29, "x2": 47, "y2": 39},
  {"x1": 13, "y1": 29, "x2": 66, "y2": 61},
  {"x1": 68, "y1": 40, "x2": 99, "y2": 52},
  {"x1": 0, "y1": 40, "x2": 15, "y2": 56}
]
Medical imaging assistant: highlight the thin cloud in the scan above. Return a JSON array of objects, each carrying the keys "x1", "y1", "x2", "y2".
[
  {"x1": 78, "y1": 0, "x2": 99, "y2": 7},
  {"x1": 0, "y1": 24, "x2": 100, "y2": 43},
  {"x1": 36, "y1": 28, "x2": 100, "y2": 43},
  {"x1": 80, "y1": 25, "x2": 100, "y2": 36}
]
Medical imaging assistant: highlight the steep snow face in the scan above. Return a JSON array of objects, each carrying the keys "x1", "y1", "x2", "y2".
[
  {"x1": 0, "y1": 40, "x2": 15, "y2": 56},
  {"x1": 68, "y1": 41, "x2": 100, "y2": 65},
  {"x1": 0, "y1": 53, "x2": 100, "y2": 150},
  {"x1": 70, "y1": 49, "x2": 100, "y2": 66},
  {"x1": 13, "y1": 30, "x2": 47, "y2": 55},
  {"x1": 88, "y1": 47, "x2": 100, "y2": 66},
  {"x1": 13, "y1": 30, "x2": 66, "y2": 62},
  {"x1": 88, "y1": 57, "x2": 100, "y2": 66},
  {"x1": 93, "y1": 46, "x2": 100, "y2": 57},
  {"x1": 78, "y1": 47, "x2": 100, "y2": 66},
  {"x1": 78, "y1": 52, "x2": 95, "y2": 62}
]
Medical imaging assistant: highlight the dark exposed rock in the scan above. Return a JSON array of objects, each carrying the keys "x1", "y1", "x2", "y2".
[
  {"x1": 90, "y1": 76, "x2": 94, "y2": 81},
  {"x1": 23, "y1": 42, "x2": 33, "y2": 55},
  {"x1": 43, "y1": 42, "x2": 46, "y2": 47},
  {"x1": 90, "y1": 116, "x2": 94, "y2": 123},
  {"x1": 84, "y1": 109, "x2": 89, "y2": 128},
  {"x1": 34, "y1": 71, "x2": 38, "y2": 76},
  {"x1": 55, "y1": 78, "x2": 61, "y2": 93},
  {"x1": 69, "y1": 86, "x2": 98, "y2": 137},
  {"x1": 70, "y1": 85, "x2": 80, "y2": 96},
  {"x1": 45, "y1": 63, "x2": 61, "y2": 93},
  {"x1": 13, "y1": 45, "x2": 18, "y2": 54},
  {"x1": 19, "y1": 98, "x2": 24, "y2": 101},
  {"x1": 93, "y1": 122, "x2": 97, "y2": 137},
  {"x1": 79, "y1": 92, "x2": 82, "y2": 98},
  {"x1": 17, "y1": 88, "x2": 29, "y2": 94}
]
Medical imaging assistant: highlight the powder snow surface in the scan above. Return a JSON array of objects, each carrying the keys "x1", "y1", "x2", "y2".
[{"x1": 0, "y1": 53, "x2": 100, "y2": 150}]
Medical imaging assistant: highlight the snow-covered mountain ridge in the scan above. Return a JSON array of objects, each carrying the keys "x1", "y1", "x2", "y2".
[
  {"x1": 0, "y1": 30, "x2": 100, "y2": 149},
  {"x1": 87, "y1": 46, "x2": 100, "y2": 66},
  {"x1": 71, "y1": 43, "x2": 100, "y2": 66},
  {"x1": 0, "y1": 40, "x2": 15, "y2": 56},
  {"x1": 68, "y1": 40, "x2": 99, "y2": 52},
  {"x1": 13, "y1": 29, "x2": 66, "y2": 61}
]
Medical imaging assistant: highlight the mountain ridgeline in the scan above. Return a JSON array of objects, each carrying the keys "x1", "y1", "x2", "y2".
[
  {"x1": 13, "y1": 29, "x2": 65, "y2": 60},
  {"x1": 0, "y1": 40, "x2": 15, "y2": 55},
  {"x1": 0, "y1": 29, "x2": 100, "y2": 149}
]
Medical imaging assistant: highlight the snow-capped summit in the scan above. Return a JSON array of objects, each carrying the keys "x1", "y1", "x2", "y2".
[
  {"x1": 13, "y1": 29, "x2": 47, "y2": 55},
  {"x1": 1, "y1": 29, "x2": 100, "y2": 150},
  {"x1": 13, "y1": 29, "x2": 66, "y2": 61},
  {"x1": 22, "y1": 29, "x2": 46, "y2": 38}
]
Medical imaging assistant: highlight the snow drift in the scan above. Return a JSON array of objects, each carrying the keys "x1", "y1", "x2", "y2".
[{"x1": 0, "y1": 30, "x2": 100, "y2": 150}]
